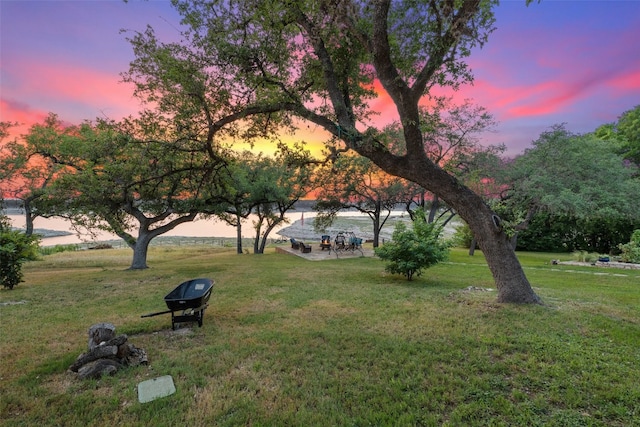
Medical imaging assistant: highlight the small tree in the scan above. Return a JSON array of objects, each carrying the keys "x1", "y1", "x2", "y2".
[
  {"x1": 212, "y1": 148, "x2": 313, "y2": 255},
  {"x1": 314, "y1": 153, "x2": 413, "y2": 247},
  {"x1": 0, "y1": 116, "x2": 69, "y2": 236},
  {"x1": 249, "y1": 149, "x2": 313, "y2": 254},
  {"x1": 375, "y1": 210, "x2": 449, "y2": 281},
  {"x1": 619, "y1": 230, "x2": 640, "y2": 263},
  {"x1": 0, "y1": 206, "x2": 39, "y2": 289}
]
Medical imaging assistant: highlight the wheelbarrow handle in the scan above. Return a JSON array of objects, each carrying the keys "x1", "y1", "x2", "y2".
[{"x1": 141, "y1": 309, "x2": 173, "y2": 318}]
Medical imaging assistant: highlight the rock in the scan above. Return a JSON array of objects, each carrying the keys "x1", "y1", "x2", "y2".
[
  {"x1": 88, "y1": 323, "x2": 116, "y2": 350},
  {"x1": 70, "y1": 324, "x2": 147, "y2": 379},
  {"x1": 77, "y1": 359, "x2": 122, "y2": 380},
  {"x1": 124, "y1": 344, "x2": 148, "y2": 367},
  {"x1": 69, "y1": 345, "x2": 118, "y2": 372}
]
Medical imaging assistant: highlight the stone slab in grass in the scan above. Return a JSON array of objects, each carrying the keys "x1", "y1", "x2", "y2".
[{"x1": 137, "y1": 375, "x2": 176, "y2": 403}]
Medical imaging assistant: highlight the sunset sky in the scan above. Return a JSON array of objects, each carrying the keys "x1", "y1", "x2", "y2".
[{"x1": 1, "y1": 0, "x2": 639, "y2": 156}]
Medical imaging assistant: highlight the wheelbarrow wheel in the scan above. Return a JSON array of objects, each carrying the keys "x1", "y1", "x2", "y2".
[{"x1": 198, "y1": 309, "x2": 204, "y2": 327}]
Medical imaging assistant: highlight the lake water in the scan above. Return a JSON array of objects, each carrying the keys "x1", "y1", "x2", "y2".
[
  {"x1": 5, "y1": 213, "x2": 306, "y2": 246},
  {"x1": 6, "y1": 210, "x2": 401, "y2": 247}
]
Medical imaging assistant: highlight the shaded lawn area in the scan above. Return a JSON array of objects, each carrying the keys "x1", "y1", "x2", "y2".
[{"x1": 1, "y1": 246, "x2": 639, "y2": 426}]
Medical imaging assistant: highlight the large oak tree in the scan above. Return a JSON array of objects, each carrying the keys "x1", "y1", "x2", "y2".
[
  {"x1": 497, "y1": 124, "x2": 640, "y2": 251},
  {"x1": 126, "y1": 0, "x2": 540, "y2": 303},
  {"x1": 29, "y1": 115, "x2": 226, "y2": 269}
]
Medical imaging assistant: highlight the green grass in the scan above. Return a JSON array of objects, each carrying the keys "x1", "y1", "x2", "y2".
[{"x1": 1, "y1": 245, "x2": 639, "y2": 426}]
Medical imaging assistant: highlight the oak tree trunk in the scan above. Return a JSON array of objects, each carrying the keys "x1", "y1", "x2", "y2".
[
  {"x1": 372, "y1": 214, "x2": 381, "y2": 248},
  {"x1": 363, "y1": 151, "x2": 541, "y2": 304},
  {"x1": 130, "y1": 233, "x2": 152, "y2": 270},
  {"x1": 426, "y1": 168, "x2": 540, "y2": 304},
  {"x1": 235, "y1": 214, "x2": 243, "y2": 254}
]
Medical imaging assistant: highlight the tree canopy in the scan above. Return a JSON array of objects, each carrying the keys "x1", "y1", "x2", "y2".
[
  {"x1": 17, "y1": 114, "x2": 230, "y2": 269},
  {"x1": 235, "y1": 149, "x2": 313, "y2": 254},
  {"x1": 126, "y1": 0, "x2": 541, "y2": 303},
  {"x1": 0, "y1": 116, "x2": 70, "y2": 235},
  {"x1": 502, "y1": 124, "x2": 640, "y2": 224},
  {"x1": 595, "y1": 105, "x2": 640, "y2": 166},
  {"x1": 313, "y1": 153, "x2": 412, "y2": 247}
]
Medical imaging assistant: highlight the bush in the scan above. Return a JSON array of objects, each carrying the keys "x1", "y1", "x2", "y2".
[
  {"x1": 374, "y1": 211, "x2": 450, "y2": 281},
  {"x1": 452, "y1": 222, "x2": 474, "y2": 248},
  {"x1": 618, "y1": 230, "x2": 640, "y2": 263},
  {"x1": 515, "y1": 212, "x2": 638, "y2": 253},
  {"x1": 0, "y1": 215, "x2": 40, "y2": 289}
]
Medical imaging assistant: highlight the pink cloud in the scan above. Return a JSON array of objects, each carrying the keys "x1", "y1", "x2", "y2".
[
  {"x1": 0, "y1": 99, "x2": 48, "y2": 124},
  {"x1": 367, "y1": 79, "x2": 398, "y2": 126},
  {"x1": 0, "y1": 99, "x2": 50, "y2": 141},
  {"x1": 2, "y1": 58, "x2": 142, "y2": 125},
  {"x1": 608, "y1": 70, "x2": 640, "y2": 92}
]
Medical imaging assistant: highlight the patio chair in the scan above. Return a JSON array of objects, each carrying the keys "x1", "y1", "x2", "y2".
[{"x1": 290, "y1": 238, "x2": 300, "y2": 250}]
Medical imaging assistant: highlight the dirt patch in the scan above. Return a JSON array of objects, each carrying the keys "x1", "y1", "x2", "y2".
[{"x1": 0, "y1": 300, "x2": 28, "y2": 307}]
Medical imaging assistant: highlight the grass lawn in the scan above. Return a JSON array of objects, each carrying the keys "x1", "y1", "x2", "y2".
[{"x1": 1, "y1": 245, "x2": 639, "y2": 426}]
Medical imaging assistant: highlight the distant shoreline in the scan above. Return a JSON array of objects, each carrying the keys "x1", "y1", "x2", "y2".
[
  {"x1": 3, "y1": 199, "x2": 405, "y2": 215},
  {"x1": 4, "y1": 199, "x2": 429, "y2": 246},
  {"x1": 2, "y1": 199, "x2": 324, "y2": 214}
]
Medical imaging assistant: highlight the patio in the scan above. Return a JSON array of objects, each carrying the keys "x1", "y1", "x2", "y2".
[{"x1": 275, "y1": 241, "x2": 375, "y2": 261}]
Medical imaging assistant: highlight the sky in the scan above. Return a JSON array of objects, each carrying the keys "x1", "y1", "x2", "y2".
[{"x1": 1, "y1": 0, "x2": 639, "y2": 157}]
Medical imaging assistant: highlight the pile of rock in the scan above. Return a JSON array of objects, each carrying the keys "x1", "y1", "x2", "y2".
[{"x1": 69, "y1": 323, "x2": 148, "y2": 380}]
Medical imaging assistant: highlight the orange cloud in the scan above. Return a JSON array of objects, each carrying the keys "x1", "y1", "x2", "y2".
[{"x1": 0, "y1": 99, "x2": 49, "y2": 133}]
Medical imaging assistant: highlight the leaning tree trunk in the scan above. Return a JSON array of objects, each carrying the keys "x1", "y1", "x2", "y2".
[
  {"x1": 118, "y1": 211, "x2": 198, "y2": 270},
  {"x1": 256, "y1": 220, "x2": 280, "y2": 254},
  {"x1": 365, "y1": 151, "x2": 541, "y2": 304},
  {"x1": 468, "y1": 212, "x2": 540, "y2": 303},
  {"x1": 433, "y1": 173, "x2": 541, "y2": 304}
]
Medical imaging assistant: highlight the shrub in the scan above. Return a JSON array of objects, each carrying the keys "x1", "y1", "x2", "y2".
[
  {"x1": 452, "y1": 222, "x2": 474, "y2": 248},
  {"x1": 374, "y1": 211, "x2": 450, "y2": 280},
  {"x1": 618, "y1": 230, "x2": 640, "y2": 263},
  {"x1": 0, "y1": 215, "x2": 40, "y2": 289}
]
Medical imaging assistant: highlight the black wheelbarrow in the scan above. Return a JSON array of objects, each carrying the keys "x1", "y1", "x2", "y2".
[{"x1": 141, "y1": 278, "x2": 214, "y2": 330}]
